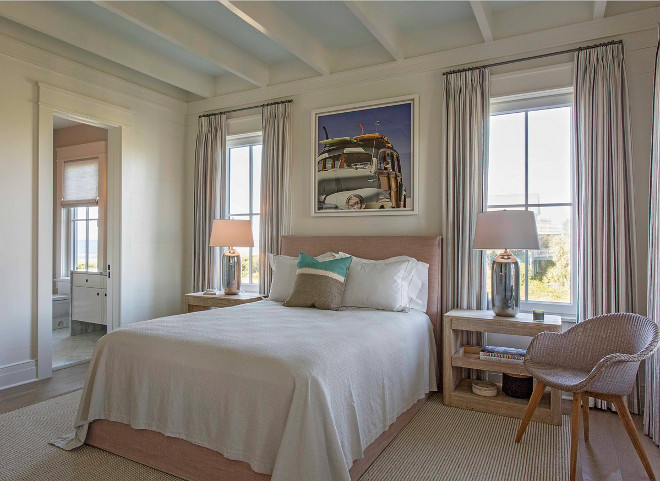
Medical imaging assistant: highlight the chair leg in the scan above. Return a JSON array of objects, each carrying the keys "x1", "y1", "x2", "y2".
[
  {"x1": 582, "y1": 395, "x2": 589, "y2": 442},
  {"x1": 515, "y1": 381, "x2": 546, "y2": 443},
  {"x1": 570, "y1": 392, "x2": 581, "y2": 481},
  {"x1": 613, "y1": 396, "x2": 656, "y2": 480}
]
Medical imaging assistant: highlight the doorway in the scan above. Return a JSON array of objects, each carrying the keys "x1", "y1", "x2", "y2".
[
  {"x1": 37, "y1": 83, "x2": 127, "y2": 381},
  {"x1": 51, "y1": 117, "x2": 109, "y2": 369}
]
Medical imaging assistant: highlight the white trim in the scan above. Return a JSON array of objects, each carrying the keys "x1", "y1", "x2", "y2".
[
  {"x1": 0, "y1": 360, "x2": 36, "y2": 391},
  {"x1": 310, "y1": 94, "x2": 419, "y2": 217},
  {"x1": 37, "y1": 84, "x2": 127, "y2": 380}
]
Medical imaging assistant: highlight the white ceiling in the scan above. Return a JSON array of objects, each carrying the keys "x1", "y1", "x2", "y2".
[{"x1": 0, "y1": 1, "x2": 658, "y2": 100}]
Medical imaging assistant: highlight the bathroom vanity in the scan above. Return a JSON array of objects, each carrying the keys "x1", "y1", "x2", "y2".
[{"x1": 71, "y1": 271, "x2": 107, "y2": 336}]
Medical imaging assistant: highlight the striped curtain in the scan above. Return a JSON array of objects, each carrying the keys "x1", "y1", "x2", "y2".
[
  {"x1": 259, "y1": 103, "x2": 292, "y2": 295},
  {"x1": 574, "y1": 43, "x2": 639, "y2": 412},
  {"x1": 442, "y1": 69, "x2": 490, "y2": 370},
  {"x1": 193, "y1": 114, "x2": 227, "y2": 292},
  {"x1": 645, "y1": 38, "x2": 660, "y2": 444}
]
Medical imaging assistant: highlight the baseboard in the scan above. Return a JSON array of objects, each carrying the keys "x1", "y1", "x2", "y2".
[{"x1": 0, "y1": 360, "x2": 37, "y2": 390}]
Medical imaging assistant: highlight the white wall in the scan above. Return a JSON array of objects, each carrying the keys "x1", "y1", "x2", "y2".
[
  {"x1": 185, "y1": 26, "x2": 658, "y2": 320},
  {"x1": 0, "y1": 37, "x2": 188, "y2": 388}
]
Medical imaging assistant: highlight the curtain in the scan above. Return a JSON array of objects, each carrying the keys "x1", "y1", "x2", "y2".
[
  {"x1": 645, "y1": 38, "x2": 660, "y2": 444},
  {"x1": 193, "y1": 114, "x2": 227, "y2": 292},
  {"x1": 443, "y1": 69, "x2": 490, "y2": 372},
  {"x1": 574, "y1": 43, "x2": 639, "y2": 412},
  {"x1": 260, "y1": 103, "x2": 292, "y2": 295}
]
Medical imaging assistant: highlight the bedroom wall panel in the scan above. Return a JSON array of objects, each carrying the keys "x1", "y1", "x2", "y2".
[{"x1": 0, "y1": 40, "x2": 188, "y2": 389}]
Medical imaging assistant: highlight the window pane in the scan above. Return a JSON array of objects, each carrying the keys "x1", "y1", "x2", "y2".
[
  {"x1": 488, "y1": 112, "x2": 526, "y2": 206},
  {"x1": 74, "y1": 221, "x2": 87, "y2": 270},
  {"x1": 527, "y1": 206, "x2": 571, "y2": 303},
  {"x1": 528, "y1": 107, "x2": 572, "y2": 204},
  {"x1": 88, "y1": 220, "x2": 98, "y2": 272},
  {"x1": 73, "y1": 207, "x2": 86, "y2": 220},
  {"x1": 88, "y1": 206, "x2": 99, "y2": 220},
  {"x1": 252, "y1": 145, "x2": 262, "y2": 214},
  {"x1": 229, "y1": 147, "x2": 250, "y2": 215}
]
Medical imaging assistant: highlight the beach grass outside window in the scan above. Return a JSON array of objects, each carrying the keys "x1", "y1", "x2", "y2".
[
  {"x1": 227, "y1": 135, "x2": 262, "y2": 290},
  {"x1": 487, "y1": 90, "x2": 576, "y2": 315}
]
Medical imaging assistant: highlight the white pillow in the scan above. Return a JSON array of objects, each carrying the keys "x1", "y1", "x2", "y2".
[
  {"x1": 341, "y1": 257, "x2": 412, "y2": 311},
  {"x1": 338, "y1": 253, "x2": 429, "y2": 312},
  {"x1": 268, "y1": 252, "x2": 337, "y2": 302}
]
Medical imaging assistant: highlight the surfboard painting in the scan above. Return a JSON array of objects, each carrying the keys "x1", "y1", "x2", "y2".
[{"x1": 312, "y1": 96, "x2": 417, "y2": 216}]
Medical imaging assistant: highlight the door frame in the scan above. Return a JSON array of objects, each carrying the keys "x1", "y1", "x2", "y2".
[{"x1": 37, "y1": 83, "x2": 131, "y2": 379}]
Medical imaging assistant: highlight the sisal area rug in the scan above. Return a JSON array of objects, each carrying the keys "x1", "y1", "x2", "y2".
[{"x1": 0, "y1": 391, "x2": 569, "y2": 481}]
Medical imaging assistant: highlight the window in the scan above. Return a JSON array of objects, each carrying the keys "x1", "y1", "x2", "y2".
[
  {"x1": 227, "y1": 135, "x2": 262, "y2": 290},
  {"x1": 487, "y1": 91, "x2": 575, "y2": 315},
  {"x1": 70, "y1": 206, "x2": 99, "y2": 272}
]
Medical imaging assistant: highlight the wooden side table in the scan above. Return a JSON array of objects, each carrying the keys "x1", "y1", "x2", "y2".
[
  {"x1": 443, "y1": 309, "x2": 563, "y2": 425},
  {"x1": 184, "y1": 292, "x2": 263, "y2": 313}
]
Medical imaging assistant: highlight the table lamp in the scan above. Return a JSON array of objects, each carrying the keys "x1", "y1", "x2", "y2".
[
  {"x1": 473, "y1": 210, "x2": 540, "y2": 317},
  {"x1": 209, "y1": 219, "x2": 254, "y2": 295}
]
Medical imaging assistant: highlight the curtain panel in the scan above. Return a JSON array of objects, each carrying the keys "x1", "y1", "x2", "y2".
[
  {"x1": 645, "y1": 39, "x2": 660, "y2": 444},
  {"x1": 574, "y1": 43, "x2": 639, "y2": 412},
  {"x1": 260, "y1": 103, "x2": 292, "y2": 295},
  {"x1": 442, "y1": 69, "x2": 490, "y2": 368},
  {"x1": 193, "y1": 114, "x2": 227, "y2": 292}
]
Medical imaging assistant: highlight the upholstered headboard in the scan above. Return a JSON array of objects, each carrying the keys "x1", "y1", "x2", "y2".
[{"x1": 280, "y1": 235, "x2": 442, "y2": 360}]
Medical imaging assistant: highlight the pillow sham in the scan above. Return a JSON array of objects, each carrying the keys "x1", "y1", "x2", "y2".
[
  {"x1": 341, "y1": 258, "x2": 412, "y2": 311},
  {"x1": 338, "y1": 253, "x2": 430, "y2": 311},
  {"x1": 268, "y1": 252, "x2": 337, "y2": 302},
  {"x1": 283, "y1": 253, "x2": 353, "y2": 310}
]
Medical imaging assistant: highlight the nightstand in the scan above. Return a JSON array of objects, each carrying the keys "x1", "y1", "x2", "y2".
[
  {"x1": 184, "y1": 292, "x2": 263, "y2": 313},
  {"x1": 443, "y1": 309, "x2": 563, "y2": 425}
]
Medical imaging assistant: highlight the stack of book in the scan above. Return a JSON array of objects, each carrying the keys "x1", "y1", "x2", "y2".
[{"x1": 480, "y1": 346, "x2": 526, "y2": 363}]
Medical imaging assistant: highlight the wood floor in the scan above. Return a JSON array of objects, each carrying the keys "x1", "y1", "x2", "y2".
[{"x1": 1, "y1": 364, "x2": 659, "y2": 481}]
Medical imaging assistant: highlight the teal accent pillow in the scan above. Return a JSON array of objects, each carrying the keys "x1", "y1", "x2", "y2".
[{"x1": 283, "y1": 253, "x2": 353, "y2": 310}]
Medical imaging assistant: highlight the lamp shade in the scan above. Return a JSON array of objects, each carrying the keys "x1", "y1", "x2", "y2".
[
  {"x1": 473, "y1": 210, "x2": 540, "y2": 250},
  {"x1": 209, "y1": 219, "x2": 254, "y2": 248}
]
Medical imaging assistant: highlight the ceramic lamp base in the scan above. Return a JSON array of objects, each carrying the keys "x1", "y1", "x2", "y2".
[{"x1": 222, "y1": 248, "x2": 241, "y2": 295}]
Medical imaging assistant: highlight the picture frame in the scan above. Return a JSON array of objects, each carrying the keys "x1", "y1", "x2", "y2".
[{"x1": 311, "y1": 95, "x2": 418, "y2": 216}]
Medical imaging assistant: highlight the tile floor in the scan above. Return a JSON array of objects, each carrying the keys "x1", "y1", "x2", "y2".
[{"x1": 52, "y1": 328, "x2": 106, "y2": 369}]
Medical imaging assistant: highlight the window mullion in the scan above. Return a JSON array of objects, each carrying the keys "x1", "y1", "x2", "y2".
[{"x1": 524, "y1": 111, "x2": 529, "y2": 302}]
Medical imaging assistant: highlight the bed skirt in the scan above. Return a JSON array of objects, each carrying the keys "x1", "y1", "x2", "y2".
[{"x1": 86, "y1": 395, "x2": 429, "y2": 481}]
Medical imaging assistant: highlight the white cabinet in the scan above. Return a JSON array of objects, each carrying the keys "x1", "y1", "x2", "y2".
[{"x1": 71, "y1": 272, "x2": 107, "y2": 325}]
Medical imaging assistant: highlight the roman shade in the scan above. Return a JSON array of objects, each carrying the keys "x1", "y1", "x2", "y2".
[{"x1": 61, "y1": 158, "x2": 99, "y2": 207}]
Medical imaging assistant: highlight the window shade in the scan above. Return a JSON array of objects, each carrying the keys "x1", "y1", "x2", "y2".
[{"x1": 62, "y1": 158, "x2": 98, "y2": 207}]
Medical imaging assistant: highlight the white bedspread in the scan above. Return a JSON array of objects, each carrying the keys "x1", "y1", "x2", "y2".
[{"x1": 54, "y1": 300, "x2": 437, "y2": 481}]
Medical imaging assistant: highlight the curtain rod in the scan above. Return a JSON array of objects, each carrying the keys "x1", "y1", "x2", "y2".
[
  {"x1": 198, "y1": 99, "x2": 293, "y2": 118},
  {"x1": 443, "y1": 39, "x2": 623, "y2": 76}
]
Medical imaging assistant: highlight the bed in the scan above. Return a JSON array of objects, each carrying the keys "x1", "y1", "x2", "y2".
[{"x1": 55, "y1": 235, "x2": 441, "y2": 481}]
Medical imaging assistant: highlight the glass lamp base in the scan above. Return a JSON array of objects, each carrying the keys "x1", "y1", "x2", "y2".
[
  {"x1": 222, "y1": 249, "x2": 241, "y2": 295},
  {"x1": 491, "y1": 250, "x2": 520, "y2": 317}
]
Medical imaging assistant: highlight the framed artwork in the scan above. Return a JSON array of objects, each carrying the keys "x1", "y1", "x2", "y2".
[{"x1": 311, "y1": 95, "x2": 418, "y2": 216}]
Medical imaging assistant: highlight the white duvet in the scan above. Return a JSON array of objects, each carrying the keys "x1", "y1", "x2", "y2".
[{"x1": 54, "y1": 300, "x2": 437, "y2": 481}]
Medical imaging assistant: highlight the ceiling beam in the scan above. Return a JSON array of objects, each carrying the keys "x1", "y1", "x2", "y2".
[
  {"x1": 94, "y1": 1, "x2": 268, "y2": 88},
  {"x1": 593, "y1": 1, "x2": 607, "y2": 19},
  {"x1": 344, "y1": 1, "x2": 404, "y2": 61},
  {"x1": 470, "y1": 1, "x2": 494, "y2": 42},
  {"x1": 220, "y1": 1, "x2": 331, "y2": 75},
  {"x1": 0, "y1": 2, "x2": 214, "y2": 97}
]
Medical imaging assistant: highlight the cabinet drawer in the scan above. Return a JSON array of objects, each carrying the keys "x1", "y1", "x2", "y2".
[
  {"x1": 72, "y1": 287, "x2": 106, "y2": 325},
  {"x1": 72, "y1": 273, "x2": 106, "y2": 288}
]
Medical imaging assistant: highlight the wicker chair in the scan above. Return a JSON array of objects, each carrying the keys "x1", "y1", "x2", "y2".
[{"x1": 515, "y1": 313, "x2": 660, "y2": 481}]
